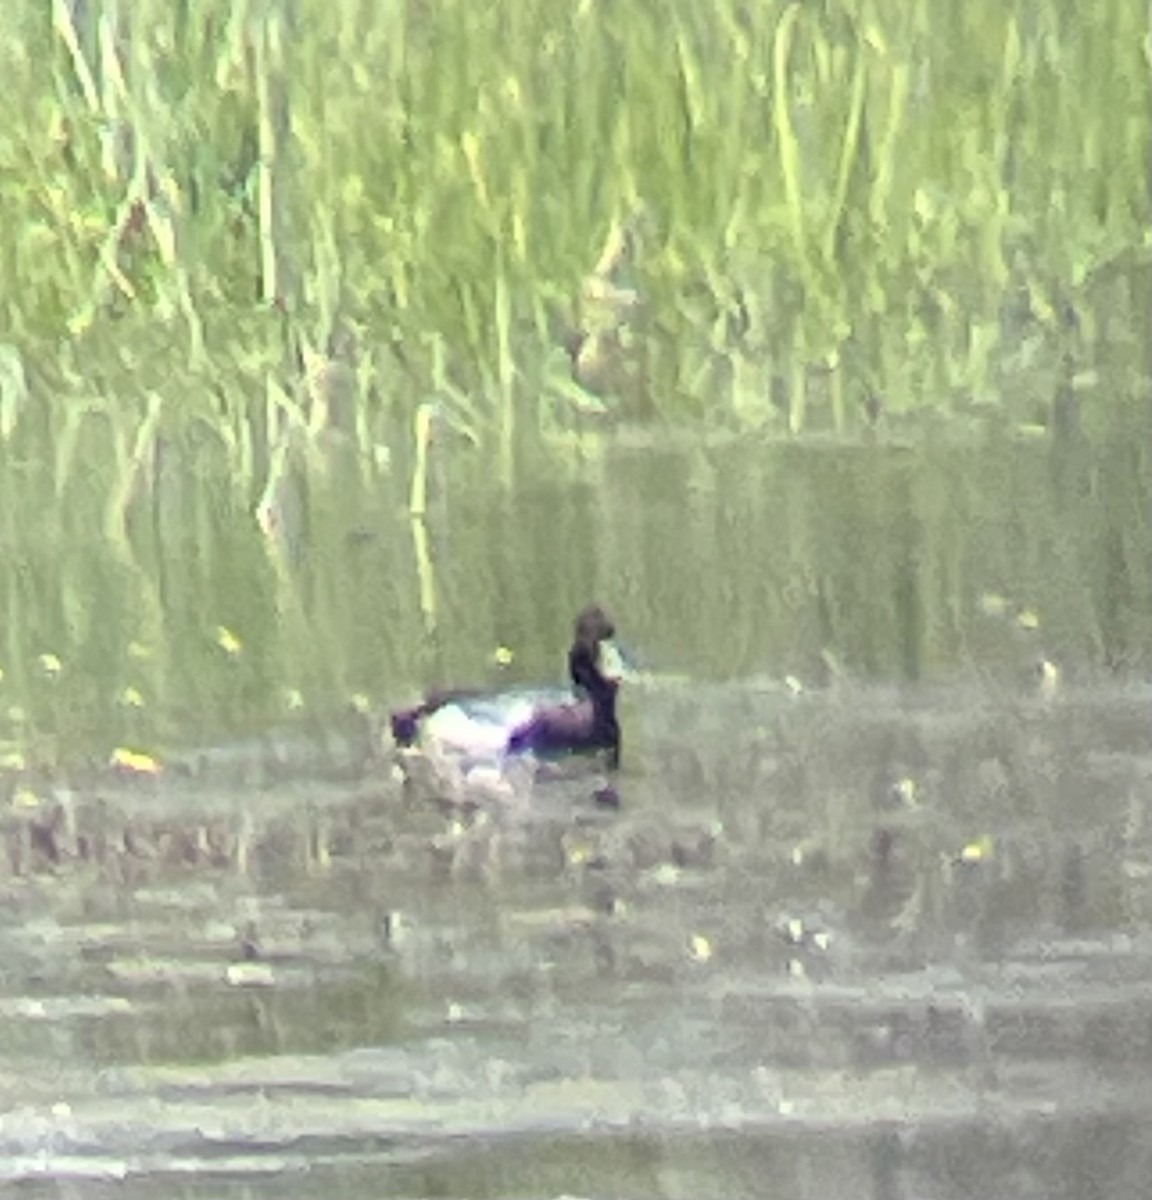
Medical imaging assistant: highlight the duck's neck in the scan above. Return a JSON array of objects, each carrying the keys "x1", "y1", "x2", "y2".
[
  {"x1": 569, "y1": 642, "x2": 619, "y2": 739},
  {"x1": 570, "y1": 644, "x2": 613, "y2": 695}
]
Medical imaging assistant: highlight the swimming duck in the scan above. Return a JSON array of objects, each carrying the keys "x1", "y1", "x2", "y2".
[{"x1": 390, "y1": 605, "x2": 625, "y2": 775}]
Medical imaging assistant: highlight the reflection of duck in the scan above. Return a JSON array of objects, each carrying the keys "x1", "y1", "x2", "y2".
[{"x1": 390, "y1": 606, "x2": 624, "y2": 773}]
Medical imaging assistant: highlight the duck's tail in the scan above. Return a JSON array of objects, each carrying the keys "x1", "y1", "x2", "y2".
[{"x1": 390, "y1": 688, "x2": 489, "y2": 747}]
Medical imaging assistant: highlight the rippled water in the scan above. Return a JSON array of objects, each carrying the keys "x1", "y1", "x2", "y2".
[{"x1": 2, "y1": 678, "x2": 1150, "y2": 1198}]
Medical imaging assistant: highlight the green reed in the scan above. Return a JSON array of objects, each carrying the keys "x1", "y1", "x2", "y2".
[{"x1": 6, "y1": 0, "x2": 1146, "y2": 427}]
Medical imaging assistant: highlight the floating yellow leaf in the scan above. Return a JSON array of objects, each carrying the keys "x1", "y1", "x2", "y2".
[
  {"x1": 12, "y1": 787, "x2": 40, "y2": 809},
  {"x1": 0, "y1": 750, "x2": 25, "y2": 770},
  {"x1": 110, "y1": 748, "x2": 162, "y2": 775},
  {"x1": 688, "y1": 934, "x2": 713, "y2": 962},
  {"x1": 564, "y1": 832, "x2": 596, "y2": 866},
  {"x1": 118, "y1": 686, "x2": 145, "y2": 708},
  {"x1": 127, "y1": 641, "x2": 153, "y2": 661},
  {"x1": 493, "y1": 646, "x2": 515, "y2": 667},
  {"x1": 1016, "y1": 609, "x2": 1041, "y2": 631},
  {"x1": 215, "y1": 626, "x2": 242, "y2": 656},
  {"x1": 39, "y1": 653, "x2": 63, "y2": 675},
  {"x1": 349, "y1": 693, "x2": 370, "y2": 714},
  {"x1": 960, "y1": 835, "x2": 995, "y2": 864},
  {"x1": 283, "y1": 688, "x2": 305, "y2": 711}
]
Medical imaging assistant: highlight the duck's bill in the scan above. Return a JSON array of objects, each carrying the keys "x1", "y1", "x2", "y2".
[{"x1": 597, "y1": 639, "x2": 627, "y2": 682}]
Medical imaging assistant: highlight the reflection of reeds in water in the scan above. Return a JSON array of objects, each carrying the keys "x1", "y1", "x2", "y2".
[{"x1": 567, "y1": 213, "x2": 649, "y2": 417}]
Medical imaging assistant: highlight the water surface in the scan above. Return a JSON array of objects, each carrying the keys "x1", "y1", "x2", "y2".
[{"x1": 2, "y1": 672, "x2": 1149, "y2": 1198}]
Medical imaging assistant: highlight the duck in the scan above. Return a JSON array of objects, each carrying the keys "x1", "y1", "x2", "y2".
[{"x1": 389, "y1": 606, "x2": 625, "y2": 782}]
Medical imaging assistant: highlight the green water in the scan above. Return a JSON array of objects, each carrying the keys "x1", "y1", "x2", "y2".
[
  {"x1": 0, "y1": 426, "x2": 1147, "y2": 766},
  {"x1": 1, "y1": 417, "x2": 1149, "y2": 1200},
  {"x1": 1, "y1": 671, "x2": 1150, "y2": 1197}
]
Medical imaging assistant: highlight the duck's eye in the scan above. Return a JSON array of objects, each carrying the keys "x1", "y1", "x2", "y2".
[{"x1": 597, "y1": 640, "x2": 625, "y2": 682}]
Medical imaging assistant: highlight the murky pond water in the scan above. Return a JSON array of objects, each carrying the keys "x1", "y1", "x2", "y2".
[{"x1": 2, "y1": 675, "x2": 1150, "y2": 1198}]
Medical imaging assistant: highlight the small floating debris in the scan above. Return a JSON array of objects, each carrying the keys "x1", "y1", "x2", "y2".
[
  {"x1": 1037, "y1": 658, "x2": 1061, "y2": 699},
  {"x1": 778, "y1": 915, "x2": 832, "y2": 953},
  {"x1": 895, "y1": 777, "x2": 918, "y2": 806},
  {"x1": 958, "y1": 834, "x2": 995, "y2": 865},
  {"x1": 687, "y1": 933, "x2": 713, "y2": 963},
  {"x1": 0, "y1": 749, "x2": 25, "y2": 770},
  {"x1": 38, "y1": 653, "x2": 63, "y2": 676},
  {"x1": 117, "y1": 686, "x2": 145, "y2": 708},
  {"x1": 225, "y1": 962, "x2": 276, "y2": 988},
  {"x1": 109, "y1": 748, "x2": 162, "y2": 776},
  {"x1": 563, "y1": 833, "x2": 597, "y2": 867},
  {"x1": 493, "y1": 645, "x2": 515, "y2": 667},
  {"x1": 214, "y1": 626, "x2": 243, "y2": 656},
  {"x1": 12, "y1": 786, "x2": 40, "y2": 809},
  {"x1": 1016, "y1": 608, "x2": 1041, "y2": 631}
]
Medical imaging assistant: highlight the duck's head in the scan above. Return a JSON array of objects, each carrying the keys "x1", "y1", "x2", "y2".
[{"x1": 569, "y1": 604, "x2": 625, "y2": 695}]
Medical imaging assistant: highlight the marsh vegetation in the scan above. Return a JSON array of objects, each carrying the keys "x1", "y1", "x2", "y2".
[{"x1": 0, "y1": 3, "x2": 1150, "y2": 1194}]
